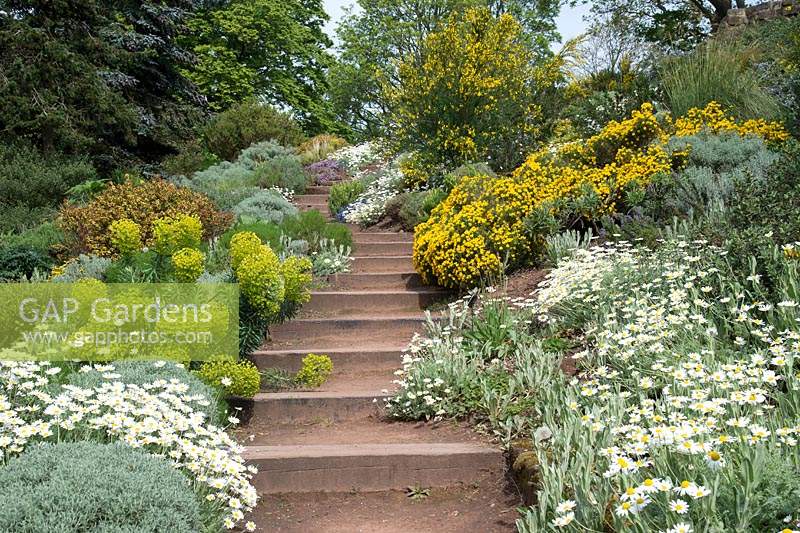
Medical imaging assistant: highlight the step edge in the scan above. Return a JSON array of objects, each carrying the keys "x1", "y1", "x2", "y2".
[{"x1": 244, "y1": 442, "x2": 501, "y2": 459}]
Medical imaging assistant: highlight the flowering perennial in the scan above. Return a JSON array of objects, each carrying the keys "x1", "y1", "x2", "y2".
[{"x1": 0, "y1": 361, "x2": 258, "y2": 530}]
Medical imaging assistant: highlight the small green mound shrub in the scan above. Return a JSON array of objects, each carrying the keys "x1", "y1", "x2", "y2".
[
  {"x1": 196, "y1": 359, "x2": 261, "y2": 398},
  {"x1": 387, "y1": 189, "x2": 448, "y2": 230},
  {"x1": 179, "y1": 161, "x2": 261, "y2": 209},
  {"x1": 203, "y1": 99, "x2": 305, "y2": 161},
  {"x1": 279, "y1": 210, "x2": 353, "y2": 252},
  {"x1": 231, "y1": 189, "x2": 298, "y2": 223},
  {"x1": 0, "y1": 441, "x2": 203, "y2": 533},
  {"x1": 252, "y1": 154, "x2": 309, "y2": 193},
  {"x1": 58, "y1": 179, "x2": 231, "y2": 257},
  {"x1": 0, "y1": 222, "x2": 64, "y2": 253},
  {"x1": 295, "y1": 353, "x2": 333, "y2": 388},
  {"x1": 0, "y1": 143, "x2": 96, "y2": 233},
  {"x1": 0, "y1": 246, "x2": 54, "y2": 281},
  {"x1": 162, "y1": 139, "x2": 220, "y2": 177},
  {"x1": 329, "y1": 180, "x2": 366, "y2": 215},
  {"x1": 237, "y1": 141, "x2": 297, "y2": 169}
]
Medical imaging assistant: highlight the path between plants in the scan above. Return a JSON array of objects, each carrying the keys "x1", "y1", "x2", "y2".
[{"x1": 240, "y1": 184, "x2": 518, "y2": 532}]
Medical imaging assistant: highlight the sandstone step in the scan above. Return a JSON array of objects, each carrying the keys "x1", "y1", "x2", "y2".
[
  {"x1": 244, "y1": 442, "x2": 503, "y2": 493},
  {"x1": 237, "y1": 417, "x2": 485, "y2": 447},
  {"x1": 353, "y1": 241, "x2": 413, "y2": 257},
  {"x1": 244, "y1": 485, "x2": 519, "y2": 532},
  {"x1": 294, "y1": 194, "x2": 329, "y2": 204},
  {"x1": 252, "y1": 347, "x2": 404, "y2": 374},
  {"x1": 351, "y1": 255, "x2": 414, "y2": 273},
  {"x1": 268, "y1": 315, "x2": 427, "y2": 349},
  {"x1": 326, "y1": 272, "x2": 424, "y2": 290},
  {"x1": 305, "y1": 185, "x2": 332, "y2": 194},
  {"x1": 353, "y1": 232, "x2": 414, "y2": 243},
  {"x1": 303, "y1": 289, "x2": 445, "y2": 316},
  {"x1": 252, "y1": 391, "x2": 387, "y2": 422}
]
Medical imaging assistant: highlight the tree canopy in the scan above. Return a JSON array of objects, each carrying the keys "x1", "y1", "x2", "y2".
[{"x1": 181, "y1": 0, "x2": 334, "y2": 132}]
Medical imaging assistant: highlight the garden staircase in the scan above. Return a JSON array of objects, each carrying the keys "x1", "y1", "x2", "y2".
[{"x1": 241, "y1": 183, "x2": 507, "y2": 530}]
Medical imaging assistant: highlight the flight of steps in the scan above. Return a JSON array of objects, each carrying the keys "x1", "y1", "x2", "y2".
[{"x1": 242, "y1": 183, "x2": 503, "y2": 502}]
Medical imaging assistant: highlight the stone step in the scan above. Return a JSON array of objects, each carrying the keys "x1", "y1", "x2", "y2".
[
  {"x1": 353, "y1": 241, "x2": 413, "y2": 257},
  {"x1": 352, "y1": 232, "x2": 414, "y2": 243},
  {"x1": 252, "y1": 347, "x2": 404, "y2": 374},
  {"x1": 267, "y1": 315, "x2": 427, "y2": 349},
  {"x1": 326, "y1": 272, "x2": 425, "y2": 290},
  {"x1": 294, "y1": 194, "x2": 329, "y2": 204},
  {"x1": 351, "y1": 255, "x2": 414, "y2": 273},
  {"x1": 252, "y1": 390, "x2": 387, "y2": 423},
  {"x1": 244, "y1": 442, "x2": 503, "y2": 493},
  {"x1": 303, "y1": 289, "x2": 445, "y2": 316},
  {"x1": 305, "y1": 185, "x2": 332, "y2": 195}
]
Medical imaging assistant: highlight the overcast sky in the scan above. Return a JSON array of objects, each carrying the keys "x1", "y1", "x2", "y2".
[{"x1": 321, "y1": 0, "x2": 591, "y2": 48}]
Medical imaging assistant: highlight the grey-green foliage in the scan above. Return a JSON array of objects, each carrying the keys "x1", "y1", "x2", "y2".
[
  {"x1": 231, "y1": 189, "x2": 298, "y2": 223},
  {"x1": 237, "y1": 141, "x2": 296, "y2": 169},
  {"x1": 67, "y1": 360, "x2": 221, "y2": 424},
  {"x1": 544, "y1": 229, "x2": 592, "y2": 267},
  {"x1": 176, "y1": 140, "x2": 307, "y2": 207},
  {"x1": 665, "y1": 132, "x2": 779, "y2": 217},
  {"x1": 51, "y1": 254, "x2": 111, "y2": 282},
  {"x1": 178, "y1": 161, "x2": 260, "y2": 209},
  {"x1": 252, "y1": 154, "x2": 308, "y2": 193},
  {"x1": 0, "y1": 441, "x2": 202, "y2": 533}
]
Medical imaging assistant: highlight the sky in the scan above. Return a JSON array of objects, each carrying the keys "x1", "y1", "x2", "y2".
[{"x1": 321, "y1": 0, "x2": 591, "y2": 48}]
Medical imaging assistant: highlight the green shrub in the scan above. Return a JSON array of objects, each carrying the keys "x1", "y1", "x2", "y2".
[
  {"x1": 252, "y1": 154, "x2": 309, "y2": 193},
  {"x1": 329, "y1": 179, "x2": 366, "y2": 215},
  {"x1": 660, "y1": 37, "x2": 782, "y2": 120},
  {"x1": 0, "y1": 246, "x2": 53, "y2": 281},
  {"x1": 51, "y1": 254, "x2": 111, "y2": 282},
  {"x1": 236, "y1": 141, "x2": 297, "y2": 169},
  {"x1": 162, "y1": 139, "x2": 220, "y2": 176},
  {"x1": 179, "y1": 161, "x2": 262, "y2": 210},
  {"x1": 645, "y1": 132, "x2": 779, "y2": 220},
  {"x1": 231, "y1": 189, "x2": 298, "y2": 223},
  {"x1": 58, "y1": 179, "x2": 232, "y2": 257},
  {"x1": 0, "y1": 441, "x2": 203, "y2": 533},
  {"x1": 0, "y1": 143, "x2": 96, "y2": 233},
  {"x1": 68, "y1": 360, "x2": 221, "y2": 422},
  {"x1": 196, "y1": 359, "x2": 261, "y2": 398},
  {"x1": 295, "y1": 353, "x2": 333, "y2": 388},
  {"x1": 0, "y1": 222, "x2": 64, "y2": 253},
  {"x1": 203, "y1": 99, "x2": 305, "y2": 161},
  {"x1": 388, "y1": 189, "x2": 448, "y2": 230},
  {"x1": 279, "y1": 210, "x2": 353, "y2": 252},
  {"x1": 220, "y1": 220, "x2": 284, "y2": 252}
]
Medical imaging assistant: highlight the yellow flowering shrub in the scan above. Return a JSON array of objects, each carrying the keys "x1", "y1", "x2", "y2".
[
  {"x1": 229, "y1": 231, "x2": 263, "y2": 270},
  {"x1": 385, "y1": 8, "x2": 563, "y2": 172},
  {"x1": 672, "y1": 101, "x2": 790, "y2": 142},
  {"x1": 109, "y1": 219, "x2": 141, "y2": 256},
  {"x1": 233, "y1": 239, "x2": 285, "y2": 318},
  {"x1": 414, "y1": 102, "x2": 789, "y2": 289},
  {"x1": 152, "y1": 214, "x2": 203, "y2": 255},
  {"x1": 171, "y1": 248, "x2": 205, "y2": 283},
  {"x1": 281, "y1": 256, "x2": 313, "y2": 306}
]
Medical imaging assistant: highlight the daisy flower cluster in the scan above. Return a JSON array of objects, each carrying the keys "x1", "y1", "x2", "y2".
[
  {"x1": 0, "y1": 360, "x2": 258, "y2": 531},
  {"x1": 340, "y1": 164, "x2": 406, "y2": 225},
  {"x1": 519, "y1": 240, "x2": 800, "y2": 531},
  {"x1": 331, "y1": 142, "x2": 382, "y2": 173}
]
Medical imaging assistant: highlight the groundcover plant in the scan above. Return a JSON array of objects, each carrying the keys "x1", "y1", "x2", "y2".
[{"x1": 389, "y1": 239, "x2": 800, "y2": 532}]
